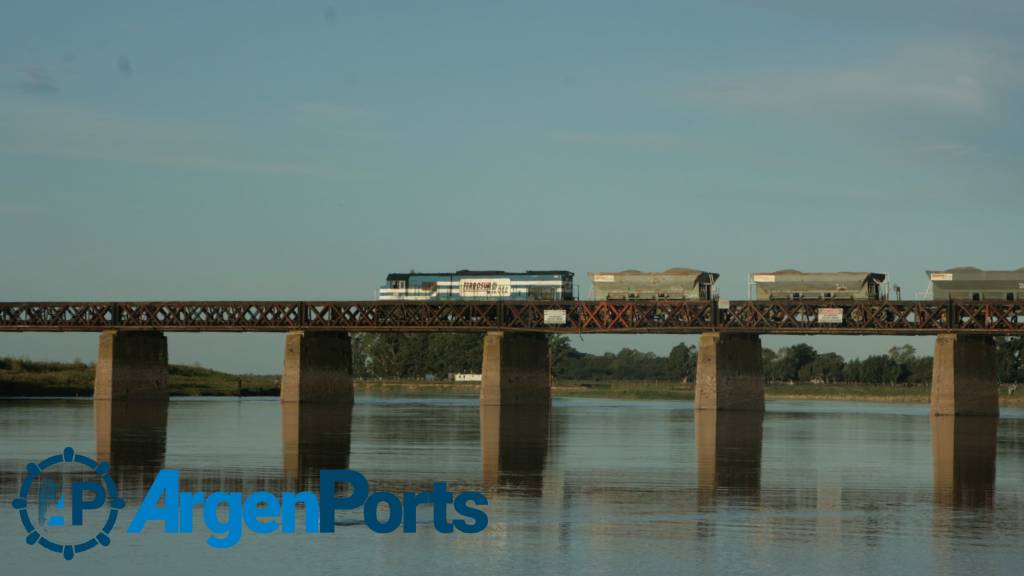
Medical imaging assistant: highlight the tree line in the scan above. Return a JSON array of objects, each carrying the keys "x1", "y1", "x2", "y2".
[{"x1": 350, "y1": 333, "x2": 1024, "y2": 385}]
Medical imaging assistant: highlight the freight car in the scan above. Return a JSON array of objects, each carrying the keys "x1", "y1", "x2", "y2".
[
  {"x1": 377, "y1": 270, "x2": 574, "y2": 301},
  {"x1": 588, "y1": 268, "x2": 718, "y2": 300},
  {"x1": 750, "y1": 270, "x2": 887, "y2": 300},
  {"x1": 927, "y1": 267, "x2": 1024, "y2": 301}
]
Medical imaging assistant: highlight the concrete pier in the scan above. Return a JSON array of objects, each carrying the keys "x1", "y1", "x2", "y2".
[
  {"x1": 94, "y1": 330, "x2": 169, "y2": 400},
  {"x1": 931, "y1": 334, "x2": 999, "y2": 416},
  {"x1": 480, "y1": 332, "x2": 550, "y2": 406},
  {"x1": 281, "y1": 331, "x2": 353, "y2": 403},
  {"x1": 695, "y1": 332, "x2": 764, "y2": 412}
]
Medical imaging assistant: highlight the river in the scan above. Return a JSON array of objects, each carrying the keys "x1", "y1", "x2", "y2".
[{"x1": 1, "y1": 395, "x2": 1022, "y2": 575}]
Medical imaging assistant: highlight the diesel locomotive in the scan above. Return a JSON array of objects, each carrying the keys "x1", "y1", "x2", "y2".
[{"x1": 377, "y1": 270, "x2": 574, "y2": 301}]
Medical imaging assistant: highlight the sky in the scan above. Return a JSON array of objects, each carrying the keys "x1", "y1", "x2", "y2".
[{"x1": 1, "y1": 1, "x2": 1022, "y2": 373}]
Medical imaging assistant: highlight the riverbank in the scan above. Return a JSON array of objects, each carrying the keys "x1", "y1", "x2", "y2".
[{"x1": 1, "y1": 358, "x2": 1021, "y2": 405}]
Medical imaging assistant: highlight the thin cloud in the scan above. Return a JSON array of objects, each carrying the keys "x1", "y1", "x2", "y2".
[
  {"x1": 19, "y1": 67, "x2": 58, "y2": 94},
  {"x1": 0, "y1": 100, "x2": 344, "y2": 180},
  {"x1": 687, "y1": 41, "x2": 1002, "y2": 114},
  {"x1": 291, "y1": 101, "x2": 368, "y2": 124},
  {"x1": 550, "y1": 130, "x2": 687, "y2": 150},
  {"x1": 919, "y1": 143, "x2": 970, "y2": 155}
]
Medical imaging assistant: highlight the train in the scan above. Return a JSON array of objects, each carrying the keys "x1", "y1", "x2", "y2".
[{"x1": 376, "y1": 268, "x2": 1024, "y2": 302}]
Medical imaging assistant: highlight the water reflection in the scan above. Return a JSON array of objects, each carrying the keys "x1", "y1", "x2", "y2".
[
  {"x1": 695, "y1": 410, "x2": 763, "y2": 506},
  {"x1": 931, "y1": 415, "x2": 997, "y2": 509},
  {"x1": 282, "y1": 403, "x2": 353, "y2": 491},
  {"x1": 480, "y1": 404, "x2": 550, "y2": 495},
  {"x1": 3, "y1": 398, "x2": 1024, "y2": 575},
  {"x1": 94, "y1": 399, "x2": 168, "y2": 493}
]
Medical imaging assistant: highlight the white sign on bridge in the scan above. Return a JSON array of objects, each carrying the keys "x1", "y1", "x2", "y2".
[
  {"x1": 544, "y1": 309, "x2": 568, "y2": 325},
  {"x1": 818, "y1": 308, "x2": 844, "y2": 324}
]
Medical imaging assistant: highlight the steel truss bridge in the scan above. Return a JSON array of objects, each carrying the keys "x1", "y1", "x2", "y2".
[{"x1": 0, "y1": 300, "x2": 1022, "y2": 335}]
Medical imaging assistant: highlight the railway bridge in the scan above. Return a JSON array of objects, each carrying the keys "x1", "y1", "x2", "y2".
[{"x1": 2, "y1": 299, "x2": 1022, "y2": 416}]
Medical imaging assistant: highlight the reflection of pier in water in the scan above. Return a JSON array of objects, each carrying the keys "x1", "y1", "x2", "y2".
[
  {"x1": 932, "y1": 415, "x2": 997, "y2": 509},
  {"x1": 696, "y1": 410, "x2": 763, "y2": 507},
  {"x1": 480, "y1": 404, "x2": 550, "y2": 495},
  {"x1": 282, "y1": 403, "x2": 353, "y2": 491},
  {"x1": 94, "y1": 400, "x2": 168, "y2": 493},
  {"x1": 79, "y1": 400, "x2": 516, "y2": 501}
]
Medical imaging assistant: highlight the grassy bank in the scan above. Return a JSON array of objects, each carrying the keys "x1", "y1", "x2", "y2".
[
  {"x1": 1, "y1": 358, "x2": 1022, "y2": 405},
  {"x1": 0, "y1": 358, "x2": 279, "y2": 397},
  {"x1": 554, "y1": 380, "x2": 1023, "y2": 405}
]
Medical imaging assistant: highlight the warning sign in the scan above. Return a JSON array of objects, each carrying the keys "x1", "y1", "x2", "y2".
[{"x1": 818, "y1": 308, "x2": 844, "y2": 324}]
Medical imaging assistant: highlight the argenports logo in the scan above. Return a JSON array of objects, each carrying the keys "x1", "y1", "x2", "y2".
[
  {"x1": 12, "y1": 448, "x2": 489, "y2": 559},
  {"x1": 11, "y1": 447, "x2": 123, "y2": 560}
]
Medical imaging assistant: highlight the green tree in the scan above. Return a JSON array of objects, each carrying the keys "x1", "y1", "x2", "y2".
[
  {"x1": 800, "y1": 352, "x2": 846, "y2": 383},
  {"x1": 668, "y1": 343, "x2": 697, "y2": 383},
  {"x1": 996, "y1": 337, "x2": 1024, "y2": 383},
  {"x1": 773, "y1": 343, "x2": 818, "y2": 382},
  {"x1": 549, "y1": 335, "x2": 573, "y2": 378},
  {"x1": 888, "y1": 344, "x2": 916, "y2": 366}
]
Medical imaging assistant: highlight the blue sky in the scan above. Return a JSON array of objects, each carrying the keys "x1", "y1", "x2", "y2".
[{"x1": 1, "y1": 1, "x2": 1022, "y2": 373}]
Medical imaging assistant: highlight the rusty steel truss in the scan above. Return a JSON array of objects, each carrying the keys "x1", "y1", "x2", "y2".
[{"x1": 0, "y1": 300, "x2": 1022, "y2": 335}]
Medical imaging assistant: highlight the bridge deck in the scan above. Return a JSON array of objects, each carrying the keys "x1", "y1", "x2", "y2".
[{"x1": 0, "y1": 300, "x2": 1022, "y2": 335}]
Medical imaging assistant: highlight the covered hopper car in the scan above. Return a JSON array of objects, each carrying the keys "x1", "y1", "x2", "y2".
[
  {"x1": 588, "y1": 268, "x2": 718, "y2": 300},
  {"x1": 378, "y1": 270, "x2": 574, "y2": 301},
  {"x1": 751, "y1": 270, "x2": 887, "y2": 301},
  {"x1": 927, "y1": 267, "x2": 1024, "y2": 301}
]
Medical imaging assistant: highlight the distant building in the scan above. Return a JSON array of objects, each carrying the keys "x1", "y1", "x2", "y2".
[{"x1": 451, "y1": 373, "x2": 482, "y2": 382}]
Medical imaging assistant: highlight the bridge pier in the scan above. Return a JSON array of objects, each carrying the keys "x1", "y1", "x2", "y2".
[
  {"x1": 931, "y1": 334, "x2": 999, "y2": 416},
  {"x1": 94, "y1": 330, "x2": 169, "y2": 400},
  {"x1": 480, "y1": 332, "x2": 550, "y2": 406},
  {"x1": 281, "y1": 331, "x2": 354, "y2": 404},
  {"x1": 695, "y1": 332, "x2": 764, "y2": 412}
]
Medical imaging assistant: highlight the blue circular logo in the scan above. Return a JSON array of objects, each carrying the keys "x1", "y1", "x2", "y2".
[{"x1": 10, "y1": 447, "x2": 123, "y2": 560}]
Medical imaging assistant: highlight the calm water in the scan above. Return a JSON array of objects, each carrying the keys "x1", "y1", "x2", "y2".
[{"x1": 1, "y1": 395, "x2": 1023, "y2": 575}]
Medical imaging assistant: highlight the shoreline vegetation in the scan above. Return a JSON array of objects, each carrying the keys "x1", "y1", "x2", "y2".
[{"x1": 1, "y1": 358, "x2": 1021, "y2": 406}]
